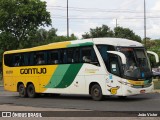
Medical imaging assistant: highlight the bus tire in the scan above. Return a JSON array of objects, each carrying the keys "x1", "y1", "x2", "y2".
[
  {"x1": 27, "y1": 84, "x2": 36, "y2": 98},
  {"x1": 18, "y1": 84, "x2": 27, "y2": 98},
  {"x1": 91, "y1": 84, "x2": 103, "y2": 101}
]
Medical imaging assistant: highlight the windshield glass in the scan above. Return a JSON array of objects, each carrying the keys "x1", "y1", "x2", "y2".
[{"x1": 118, "y1": 47, "x2": 151, "y2": 79}]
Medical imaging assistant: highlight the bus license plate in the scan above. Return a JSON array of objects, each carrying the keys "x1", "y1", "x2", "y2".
[{"x1": 140, "y1": 90, "x2": 146, "y2": 94}]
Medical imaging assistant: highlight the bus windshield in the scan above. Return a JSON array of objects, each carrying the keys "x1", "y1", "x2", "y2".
[{"x1": 118, "y1": 47, "x2": 152, "y2": 79}]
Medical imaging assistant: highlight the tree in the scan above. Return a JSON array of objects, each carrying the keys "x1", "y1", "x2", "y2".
[
  {"x1": 82, "y1": 25, "x2": 142, "y2": 42},
  {"x1": 32, "y1": 28, "x2": 48, "y2": 42},
  {"x1": 29, "y1": 28, "x2": 77, "y2": 47},
  {"x1": 142, "y1": 37, "x2": 156, "y2": 49},
  {"x1": 148, "y1": 39, "x2": 160, "y2": 66},
  {"x1": 82, "y1": 32, "x2": 91, "y2": 39},
  {"x1": 47, "y1": 28, "x2": 58, "y2": 40},
  {"x1": 82, "y1": 25, "x2": 114, "y2": 39},
  {"x1": 0, "y1": 0, "x2": 51, "y2": 49},
  {"x1": 114, "y1": 27, "x2": 142, "y2": 42}
]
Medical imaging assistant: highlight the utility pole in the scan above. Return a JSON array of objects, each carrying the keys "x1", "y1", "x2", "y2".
[
  {"x1": 116, "y1": 19, "x2": 118, "y2": 28},
  {"x1": 144, "y1": 0, "x2": 147, "y2": 48},
  {"x1": 67, "y1": 0, "x2": 69, "y2": 38}
]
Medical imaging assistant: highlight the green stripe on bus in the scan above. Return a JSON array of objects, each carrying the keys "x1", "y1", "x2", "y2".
[
  {"x1": 45, "y1": 64, "x2": 83, "y2": 88},
  {"x1": 144, "y1": 80, "x2": 149, "y2": 84},
  {"x1": 67, "y1": 42, "x2": 93, "y2": 48},
  {"x1": 55, "y1": 64, "x2": 83, "y2": 88},
  {"x1": 45, "y1": 65, "x2": 70, "y2": 88}
]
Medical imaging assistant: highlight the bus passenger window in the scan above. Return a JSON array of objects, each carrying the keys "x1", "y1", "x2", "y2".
[
  {"x1": 73, "y1": 48, "x2": 79, "y2": 63},
  {"x1": 81, "y1": 46, "x2": 99, "y2": 66},
  {"x1": 49, "y1": 51, "x2": 59, "y2": 64},
  {"x1": 58, "y1": 49, "x2": 67, "y2": 64},
  {"x1": 81, "y1": 47, "x2": 91, "y2": 63},
  {"x1": 14, "y1": 56, "x2": 20, "y2": 66},
  {"x1": 34, "y1": 52, "x2": 45, "y2": 65},
  {"x1": 4, "y1": 54, "x2": 14, "y2": 67},
  {"x1": 37, "y1": 57, "x2": 43, "y2": 64},
  {"x1": 67, "y1": 49, "x2": 74, "y2": 63},
  {"x1": 83, "y1": 56, "x2": 91, "y2": 63}
]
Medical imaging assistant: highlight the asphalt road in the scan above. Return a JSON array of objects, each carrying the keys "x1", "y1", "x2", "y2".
[{"x1": 0, "y1": 87, "x2": 160, "y2": 111}]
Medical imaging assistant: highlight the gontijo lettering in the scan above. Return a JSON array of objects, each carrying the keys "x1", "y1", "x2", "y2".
[{"x1": 20, "y1": 68, "x2": 47, "y2": 74}]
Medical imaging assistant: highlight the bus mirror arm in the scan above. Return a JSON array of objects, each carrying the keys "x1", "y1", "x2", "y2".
[
  {"x1": 147, "y1": 51, "x2": 159, "y2": 63},
  {"x1": 107, "y1": 51, "x2": 127, "y2": 65}
]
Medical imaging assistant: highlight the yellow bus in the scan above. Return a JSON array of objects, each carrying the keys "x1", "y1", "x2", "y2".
[{"x1": 3, "y1": 38, "x2": 159, "y2": 100}]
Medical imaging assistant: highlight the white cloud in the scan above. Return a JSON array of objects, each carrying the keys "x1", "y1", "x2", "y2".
[
  {"x1": 146, "y1": 0, "x2": 160, "y2": 39},
  {"x1": 152, "y1": 0, "x2": 160, "y2": 10},
  {"x1": 119, "y1": 0, "x2": 137, "y2": 9},
  {"x1": 41, "y1": 0, "x2": 160, "y2": 39}
]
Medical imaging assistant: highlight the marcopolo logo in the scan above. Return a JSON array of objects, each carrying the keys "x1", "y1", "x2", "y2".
[{"x1": 20, "y1": 68, "x2": 47, "y2": 74}]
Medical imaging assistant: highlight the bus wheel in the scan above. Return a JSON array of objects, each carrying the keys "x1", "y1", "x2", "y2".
[
  {"x1": 18, "y1": 84, "x2": 27, "y2": 98},
  {"x1": 91, "y1": 84, "x2": 103, "y2": 101},
  {"x1": 27, "y1": 84, "x2": 36, "y2": 98}
]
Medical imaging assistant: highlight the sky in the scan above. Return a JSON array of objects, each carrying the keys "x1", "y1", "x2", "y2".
[{"x1": 41, "y1": 0, "x2": 160, "y2": 39}]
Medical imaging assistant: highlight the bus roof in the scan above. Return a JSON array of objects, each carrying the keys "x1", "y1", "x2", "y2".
[
  {"x1": 70, "y1": 38, "x2": 143, "y2": 47},
  {"x1": 4, "y1": 38, "x2": 143, "y2": 54},
  {"x1": 92, "y1": 38, "x2": 143, "y2": 47}
]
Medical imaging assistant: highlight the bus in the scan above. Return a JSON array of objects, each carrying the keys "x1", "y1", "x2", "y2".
[{"x1": 3, "y1": 38, "x2": 159, "y2": 101}]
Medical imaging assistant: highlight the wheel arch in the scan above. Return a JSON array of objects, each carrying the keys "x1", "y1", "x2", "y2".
[
  {"x1": 89, "y1": 82, "x2": 101, "y2": 95},
  {"x1": 26, "y1": 82, "x2": 34, "y2": 88}
]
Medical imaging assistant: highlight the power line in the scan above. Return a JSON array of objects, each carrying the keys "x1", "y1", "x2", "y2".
[
  {"x1": 47, "y1": 5, "x2": 160, "y2": 13},
  {"x1": 51, "y1": 14, "x2": 160, "y2": 19},
  {"x1": 51, "y1": 16, "x2": 160, "y2": 20}
]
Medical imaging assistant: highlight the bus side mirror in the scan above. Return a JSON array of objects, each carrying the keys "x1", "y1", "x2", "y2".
[
  {"x1": 107, "y1": 51, "x2": 127, "y2": 65},
  {"x1": 147, "y1": 51, "x2": 159, "y2": 63}
]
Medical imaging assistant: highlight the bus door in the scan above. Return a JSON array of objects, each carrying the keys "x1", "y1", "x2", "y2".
[
  {"x1": 105, "y1": 53, "x2": 122, "y2": 95},
  {"x1": 97, "y1": 45, "x2": 122, "y2": 95}
]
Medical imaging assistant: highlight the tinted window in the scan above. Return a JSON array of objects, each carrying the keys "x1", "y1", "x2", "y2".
[
  {"x1": 4, "y1": 54, "x2": 14, "y2": 67},
  {"x1": 48, "y1": 50, "x2": 59, "y2": 64},
  {"x1": 60, "y1": 49, "x2": 67, "y2": 64},
  {"x1": 73, "y1": 48, "x2": 79, "y2": 63},
  {"x1": 67, "y1": 49, "x2": 74, "y2": 63},
  {"x1": 4, "y1": 46, "x2": 99, "y2": 67},
  {"x1": 4, "y1": 54, "x2": 25, "y2": 67},
  {"x1": 81, "y1": 46, "x2": 99, "y2": 66},
  {"x1": 34, "y1": 52, "x2": 46, "y2": 65}
]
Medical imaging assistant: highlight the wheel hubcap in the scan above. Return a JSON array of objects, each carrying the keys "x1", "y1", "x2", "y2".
[
  {"x1": 29, "y1": 87, "x2": 34, "y2": 95},
  {"x1": 94, "y1": 88, "x2": 99, "y2": 97},
  {"x1": 20, "y1": 87, "x2": 24, "y2": 95}
]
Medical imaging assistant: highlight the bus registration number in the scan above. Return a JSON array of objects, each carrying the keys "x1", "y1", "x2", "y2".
[{"x1": 140, "y1": 90, "x2": 146, "y2": 94}]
